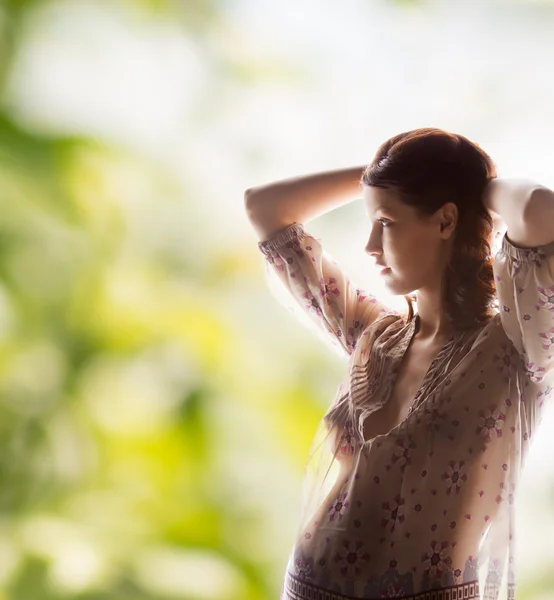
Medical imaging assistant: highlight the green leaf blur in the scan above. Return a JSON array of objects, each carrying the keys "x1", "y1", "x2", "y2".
[{"x1": 0, "y1": 1, "x2": 553, "y2": 599}]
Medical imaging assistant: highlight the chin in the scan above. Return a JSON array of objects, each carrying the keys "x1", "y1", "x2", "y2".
[{"x1": 384, "y1": 277, "x2": 417, "y2": 297}]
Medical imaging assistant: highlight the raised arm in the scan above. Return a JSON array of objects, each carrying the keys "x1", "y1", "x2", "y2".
[
  {"x1": 245, "y1": 166, "x2": 399, "y2": 358},
  {"x1": 244, "y1": 165, "x2": 367, "y2": 241}
]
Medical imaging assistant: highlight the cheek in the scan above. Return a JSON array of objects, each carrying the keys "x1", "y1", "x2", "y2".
[
  {"x1": 395, "y1": 238, "x2": 434, "y2": 272},
  {"x1": 392, "y1": 234, "x2": 422, "y2": 261},
  {"x1": 410, "y1": 244, "x2": 441, "y2": 276}
]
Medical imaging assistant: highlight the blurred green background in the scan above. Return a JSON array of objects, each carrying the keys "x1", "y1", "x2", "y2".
[{"x1": 0, "y1": 0, "x2": 554, "y2": 598}]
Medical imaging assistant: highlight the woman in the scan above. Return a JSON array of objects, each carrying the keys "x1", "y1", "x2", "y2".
[{"x1": 245, "y1": 128, "x2": 554, "y2": 599}]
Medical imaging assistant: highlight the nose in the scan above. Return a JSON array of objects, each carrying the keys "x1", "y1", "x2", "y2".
[{"x1": 364, "y1": 232, "x2": 383, "y2": 260}]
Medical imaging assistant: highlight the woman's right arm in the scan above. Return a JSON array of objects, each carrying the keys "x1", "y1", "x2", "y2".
[
  {"x1": 244, "y1": 165, "x2": 367, "y2": 241},
  {"x1": 245, "y1": 166, "x2": 399, "y2": 358}
]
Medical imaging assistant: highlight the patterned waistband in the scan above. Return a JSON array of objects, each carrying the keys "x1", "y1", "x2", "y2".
[{"x1": 281, "y1": 570, "x2": 515, "y2": 600}]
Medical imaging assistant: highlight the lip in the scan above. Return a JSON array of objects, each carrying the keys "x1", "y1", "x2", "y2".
[{"x1": 380, "y1": 267, "x2": 391, "y2": 275}]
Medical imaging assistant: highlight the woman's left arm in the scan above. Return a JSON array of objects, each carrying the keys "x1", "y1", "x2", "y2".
[
  {"x1": 525, "y1": 186, "x2": 554, "y2": 246},
  {"x1": 483, "y1": 178, "x2": 554, "y2": 247}
]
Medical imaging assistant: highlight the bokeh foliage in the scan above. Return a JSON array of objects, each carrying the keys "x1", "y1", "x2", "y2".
[
  {"x1": 0, "y1": 1, "x2": 552, "y2": 599},
  {"x1": 0, "y1": 1, "x2": 332, "y2": 598}
]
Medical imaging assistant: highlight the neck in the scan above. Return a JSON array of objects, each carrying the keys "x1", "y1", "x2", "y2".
[{"x1": 414, "y1": 313, "x2": 455, "y2": 342}]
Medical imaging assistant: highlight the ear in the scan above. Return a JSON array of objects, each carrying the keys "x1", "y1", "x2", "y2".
[{"x1": 439, "y1": 202, "x2": 457, "y2": 237}]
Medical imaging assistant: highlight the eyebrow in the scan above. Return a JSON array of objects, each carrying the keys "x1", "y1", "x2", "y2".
[{"x1": 365, "y1": 207, "x2": 396, "y2": 217}]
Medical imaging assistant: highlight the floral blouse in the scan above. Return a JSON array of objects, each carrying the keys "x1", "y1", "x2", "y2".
[{"x1": 257, "y1": 221, "x2": 554, "y2": 600}]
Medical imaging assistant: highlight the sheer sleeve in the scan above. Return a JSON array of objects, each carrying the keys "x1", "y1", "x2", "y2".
[
  {"x1": 493, "y1": 230, "x2": 554, "y2": 386},
  {"x1": 257, "y1": 221, "x2": 398, "y2": 358}
]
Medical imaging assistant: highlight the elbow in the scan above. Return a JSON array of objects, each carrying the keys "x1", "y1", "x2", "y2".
[
  {"x1": 244, "y1": 187, "x2": 263, "y2": 212},
  {"x1": 244, "y1": 189, "x2": 262, "y2": 219},
  {"x1": 244, "y1": 186, "x2": 277, "y2": 216},
  {"x1": 526, "y1": 186, "x2": 554, "y2": 224},
  {"x1": 522, "y1": 186, "x2": 554, "y2": 246},
  {"x1": 244, "y1": 186, "x2": 265, "y2": 202},
  {"x1": 526, "y1": 186, "x2": 554, "y2": 218},
  {"x1": 244, "y1": 189, "x2": 273, "y2": 232}
]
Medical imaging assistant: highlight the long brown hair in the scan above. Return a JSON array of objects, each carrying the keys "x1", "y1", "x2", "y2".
[{"x1": 361, "y1": 127, "x2": 499, "y2": 332}]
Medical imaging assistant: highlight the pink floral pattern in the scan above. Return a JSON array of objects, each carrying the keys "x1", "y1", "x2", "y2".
[
  {"x1": 334, "y1": 540, "x2": 371, "y2": 578},
  {"x1": 537, "y1": 285, "x2": 554, "y2": 311},
  {"x1": 391, "y1": 436, "x2": 417, "y2": 471},
  {"x1": 319, "y1": 276, "x2": 341, "y2": 305},
  {"x1": 301, "y1": 290, "x2": 322, "y2": 317},
  {"x1": 493, "y1": 343, "x2": 520, "y2": 379},
  {"x1": 294, "y1": 553, "x2": 314, "y2": 581},
  {"x1": 476, "y1": 404, "x2": 506, "y2": 443},
  {"x1": 257, "y1": 223, "x2": 554, "y2": 599},
  {"x1": 524, "y1": 360, "x2": 547, "y2": 383},
  {"x1": 328, "y1": 492, "x2": 350, "y2": 521},
  {"x1": 422, "y1": 540, "x2": 452, "y2": 581},
  {"x1": 338, "y1": 419, "x2": 356, "y2": 456},
  {"x1": 257, "y1": 222, "x2": 393, "y2": 358},
  {"x1": 441, "y1": 460, "x2": 468, "y2": 495},
  {"x1": 538, "y1": 326, "x2": 554, "y2": 352},
  {"x1": 381, "y1": 495, "x2": 406, "y2": 532}
]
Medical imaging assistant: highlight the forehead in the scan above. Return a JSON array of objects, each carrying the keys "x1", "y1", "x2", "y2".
[{"x1": 362, "y1": 186, "x2": 405, "y2": 215}]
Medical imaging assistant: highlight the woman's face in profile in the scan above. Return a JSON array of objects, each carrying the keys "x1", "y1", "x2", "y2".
[{"x1": 362, "y1": 185, "x2": 457, "y2": 297}]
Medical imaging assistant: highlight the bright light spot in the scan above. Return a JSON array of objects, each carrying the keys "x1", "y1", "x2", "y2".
[
  {"x1": 19, "y1": 516, "x2": 108, "y2": 592},
  {"x1": 49, "y1": 539, "x2": 104, "y2": 592},
  {"x1": 134, "y1": 547, "x2": 248, "y2": 599},
  {"x1": 0, "y1": 538, "x2": 22, "y2": 586}
]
